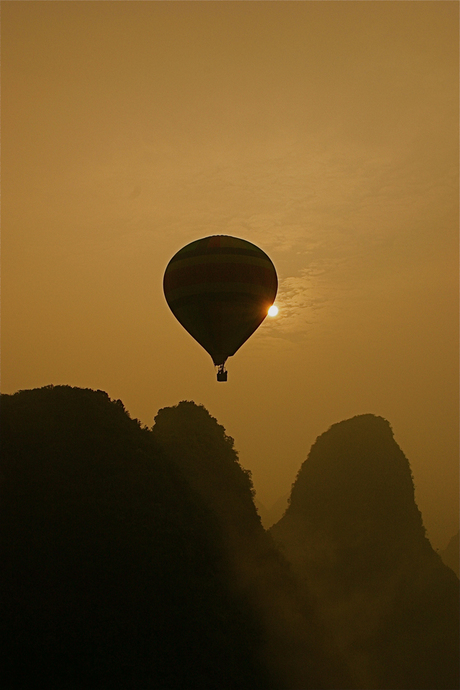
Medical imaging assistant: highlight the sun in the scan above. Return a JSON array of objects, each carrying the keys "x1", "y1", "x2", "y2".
[{"x1": 268, "y1": 305, "x2": 278, "y2": 317}]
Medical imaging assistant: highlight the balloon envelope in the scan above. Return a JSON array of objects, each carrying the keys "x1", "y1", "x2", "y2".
[{"x1": 163, "y1": 236, "x2": 278, "y2": 366}]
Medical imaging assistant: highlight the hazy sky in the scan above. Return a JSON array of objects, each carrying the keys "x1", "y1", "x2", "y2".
[{"x1": 2, "y1": 1, "x2": 458, "y2": 549}]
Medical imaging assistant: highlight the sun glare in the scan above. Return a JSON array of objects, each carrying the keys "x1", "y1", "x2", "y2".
[{"x1": 268, "y1": 305, "x2": 278, "y2": 317}]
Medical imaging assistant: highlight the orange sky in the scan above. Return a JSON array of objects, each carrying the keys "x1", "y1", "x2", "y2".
[{"x1": 2, "y1": 1, "x2": 458, "y2": 549}]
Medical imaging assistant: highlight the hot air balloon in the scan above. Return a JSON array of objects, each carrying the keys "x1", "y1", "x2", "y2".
[{"x1": 163, "y1": 235, "x2": 278, "y2": 381}]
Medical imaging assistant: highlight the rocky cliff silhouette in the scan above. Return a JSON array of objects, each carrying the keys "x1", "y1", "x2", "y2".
[{"x1": 270, "y1": 414, "x2": 459, "y2": 690}]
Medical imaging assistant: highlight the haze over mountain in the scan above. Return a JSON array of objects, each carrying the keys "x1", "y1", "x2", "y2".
[
  {"x1": 271, "y1": 415, "x2": 459, "y2": 689},
  {"x1": 256, "y1": 492, "x2": 290, "y2": 530},
  {"x1": 2, "y1": 387, "x2": 458, "y2": 689}
]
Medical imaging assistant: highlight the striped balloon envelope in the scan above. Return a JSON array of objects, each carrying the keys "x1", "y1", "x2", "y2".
[{"x1": 163, "y1": 236, "x2": 278, "y2": 380}]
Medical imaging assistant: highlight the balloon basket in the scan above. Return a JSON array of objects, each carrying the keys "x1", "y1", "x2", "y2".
[{"x1": 216, "y1": 365, "x2": 228, "y2": 382}]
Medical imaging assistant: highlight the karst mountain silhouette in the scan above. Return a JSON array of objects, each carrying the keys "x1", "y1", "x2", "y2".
[
  {"x1": 2, "y1": 389, "x2": 458, "y2": 690},
  {"x1": 271, "y1": 414, "x2": 459, "y2": 690}
]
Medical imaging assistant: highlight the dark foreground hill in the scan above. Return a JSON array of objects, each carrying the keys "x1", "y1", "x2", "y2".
[
  {"x1": 270, "y1": 414, "x2": 460, "y2": 690},
  {"x1": 1, "y1": 386, "x2": 272, "y2": 689}
]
